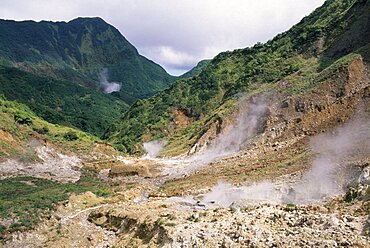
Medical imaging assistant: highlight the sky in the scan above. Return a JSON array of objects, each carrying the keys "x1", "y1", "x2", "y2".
[{"x1": 0, "y1": 0, "x2": 326, "y2": 75}]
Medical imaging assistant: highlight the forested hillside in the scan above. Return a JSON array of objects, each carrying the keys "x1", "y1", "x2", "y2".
[
  {"x1": 0, "y1": 17, "x2": 175, "y2": 104},
  {"x1": 107, "y1": 0, "x2": 370, "y2": 154}
]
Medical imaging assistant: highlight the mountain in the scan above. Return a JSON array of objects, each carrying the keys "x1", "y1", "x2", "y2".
[
  {"x1": 1, "y1": 0, "x2": 370, "y2": 245},
  {"x1": 179, "y1": 59, "x2": 210, "y2": 79},
  {"x1": 0, "y1": 17, "x2": 175, "y2": 104},
  {"x1": 0, "y1": 96, "x2": 104, "y2": 161},
  {"x1": 0, "y1": 17, "x2": 177, "y2": 136},
  {"x1": 0, "y1": 65, "x2": 126, "y2": 136},
  {"x1": 107, "y1": 0, "x2": 370, "y2": 154}
]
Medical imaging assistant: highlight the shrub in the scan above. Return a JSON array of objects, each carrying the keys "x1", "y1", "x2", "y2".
[
  {"x1": 14, "y1": 112, "x2": 32, "y2": 125},
  {"x1": 286, "y1": 202, "x2": 296, "y2": 208},
  {"x1": 33, "y1": 125, "x2": 49, "y2": 134},
  {"x1": 63, "y1": 131, "x2": 79, "y2": 141}
]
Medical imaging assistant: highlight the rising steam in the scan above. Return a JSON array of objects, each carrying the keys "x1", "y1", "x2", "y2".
[
  {"x1": 202, "y1": 111, "x2": 370, "y2": 207},
  {"x1": 193, "y1": 99, "x2": 268, "y2": 164},
  {"x1": 143, "y1": 140, "x2": 167, "y2": 158},
  {"x1": 290, "y1": 113, "x2": 370, "y2": 203},
  {"x1": 162, "y1": 98, "x2": 269, "y2": 177},
  {"x1": 99, "y1": 69, "x2": 121, "y2": 94}
]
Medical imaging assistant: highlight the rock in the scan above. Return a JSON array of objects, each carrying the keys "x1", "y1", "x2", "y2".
[
  {"x1": 0, "y1": 145, "x2": 82, "y2": 182},
  {"x1": 358, "y1": 165, "x2": 370, "y2": 185},
  {"x1": 92, "y1": 216, "x2": 108, "y2": 226},
  {"x1": 221, "y1": 236, "x2": 233, "y2": 248}
]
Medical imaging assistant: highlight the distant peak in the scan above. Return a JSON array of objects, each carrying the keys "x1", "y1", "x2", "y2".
[{"x1": 68, "y1": 17, "x2": 108, "y2": 25}]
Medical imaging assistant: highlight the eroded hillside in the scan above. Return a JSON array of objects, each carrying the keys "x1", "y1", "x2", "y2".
[{"x1": 108, "y1": 0, "x2": 370, "y2": 155}]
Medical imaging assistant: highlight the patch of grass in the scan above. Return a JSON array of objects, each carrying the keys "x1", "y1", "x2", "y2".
[
  {"x1": 286, "y1": 202, "x2": 296, "y2": 208},
  {"x1": 247, "y1": 151, "x2": 311, "y2": 181},
  {"x1": 0, "y1": 170, "x2": 111, "y2": 238},
  {"x1": 63, "y1": 131, "x2": 79, "y2": 141},
  {"x1": 229, "y1": 207, "x2": 237, "y2": 213},
  {"x1": 155, "y1": 214, "x2": 177, "y2": 227}
]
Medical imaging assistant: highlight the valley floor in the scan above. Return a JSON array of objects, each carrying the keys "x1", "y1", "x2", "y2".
[{"x1": 1, "y1": 143, "x2": 369, "y2": 247}]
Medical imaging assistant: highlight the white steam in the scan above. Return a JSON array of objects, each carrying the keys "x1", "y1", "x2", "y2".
[
  {"x1": 143, "y1": 140, "x2": 167, "y2": 158},
  {"x1": 161, "y1": 99, "x2": 269, "y2": 177},
  {"x1": 194, "y1": 100, "x2": 268, "y2": 164},
  {"x1": 99, "y1": 69, "x2": 121, "y2": 94},
  {"x1": 291, "y1": 114, "x2": 370, "y2": 203},
  {"x1": 202, "y1": 181, "x2": 279, "y2": 208},
  {"x1": 202, "y1": 111, "x2": 370, "y2": 207}
]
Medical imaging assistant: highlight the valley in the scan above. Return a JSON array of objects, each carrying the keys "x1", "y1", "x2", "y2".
[
  {"x1": 1, "y1": 53, "x2": 369, "y2": 246},
  {"x1": 0, "y1": 0, "x2": 369, "y2": 247}
]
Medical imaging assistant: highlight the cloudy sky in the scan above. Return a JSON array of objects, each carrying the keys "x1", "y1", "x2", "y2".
[{"x1": 0, "y1": 0, "x2": 326, "y2": 75}]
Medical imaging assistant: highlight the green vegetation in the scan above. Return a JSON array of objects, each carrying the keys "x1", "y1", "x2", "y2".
[
  {"x1": 186, "y1": 214, "x2": 200, "y2": 223},
  {"x1": 155, "y1": 214, "x2": 177, "y2": 227},
  {"x1": 0, "y1": 171, "x2": 111, "y2": 237},
  {"x1": 286, "y1": 202, "x2": 296, "y2": 208},
  {"x1": 13, "y1": 111, "x2": 33, "y2": 125},
  {"x1": 0, "y1": 96, "x2": 102, "y2": 160},
  {"x1": 179, "y1": 59, "x2": 210, "y2": 79},
  {"x1": 0, "y1": 66, "x2": 127, "y2": 137},
  {"x1": 0, "y1": 97, "x2": 116, "y2": 238},
  {"x1": 108, "y1": 0, "x2": 369, "y2": 154},
  {"x1": 63, "y1": 131, "x2": 79, "y2": 141},
  {"x1": 0, "y1": 17, "x2": 175, "y2": 104}
]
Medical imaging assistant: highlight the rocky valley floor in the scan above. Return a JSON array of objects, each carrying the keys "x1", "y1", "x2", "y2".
[{"x1": 1, "y1": 147, "x2": 369, "y2": 247}]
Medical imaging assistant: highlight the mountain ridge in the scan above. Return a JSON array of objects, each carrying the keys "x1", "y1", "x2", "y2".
[
  {"x1": 107, "y1": 0, "x2": 370, "y2": 154},
  {"x1": 179, "y1": 59, "x2": 210, "y2": 79},
  {"x1": 0, "y1": 17, "x2": 176, "y2": 103},
  {"x1": 0, "y1": 16, "x2": 179, "y2": 136}
]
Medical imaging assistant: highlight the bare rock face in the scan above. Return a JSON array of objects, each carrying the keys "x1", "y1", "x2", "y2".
[
  {"x1": 0, "y1": 144, "x2": 82, "y2": 183},
  {"x1": 188, "y1": 117, "x2": 225, "y2": 155},
  {"x1": 262, "y1": 57, "x2": 369, "y2": 148},
  {"x1": 171, "y1": 108, "x2": 194, "y2": 129}
]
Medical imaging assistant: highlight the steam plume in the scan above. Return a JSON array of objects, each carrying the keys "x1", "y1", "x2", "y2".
[
  {"x1": 194, "y1": 99, "x2": 268, "y2": 164},
  {"x1": 162, "y1": 98, "x2": 269, "y2": 177},
  {"x1": 290, "y1": 113, "x2": 370, "y2": 203},
  {"x1": 143, "y1": 140, "x2": 167, "y2": 158},
  {"x1": 202, "y1": 110, "x2": 370, "y2": 207},
  {"x1": 99, "y1": 69, "x2": 121, "y2": 94}
]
